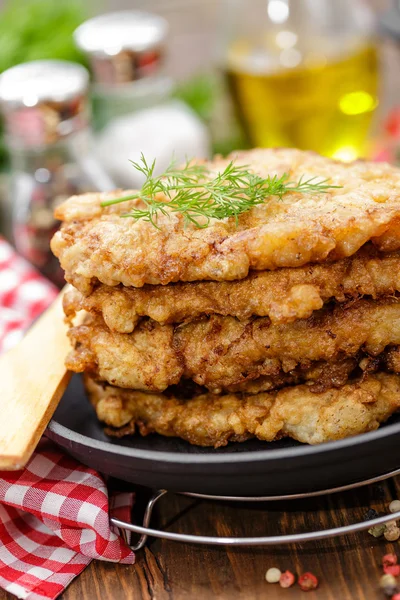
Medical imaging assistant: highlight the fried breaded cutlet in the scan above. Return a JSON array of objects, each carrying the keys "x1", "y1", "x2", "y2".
[
  {"x1": 66, "y1": 299, "x2": 400, "y2": 392},
  {"x1": 84, "y1": 372, "x2": 400, "y2": 447},
  {"x1": 51, "y1": 148, "x2": 400, "y2": 293},
  {"x1": 64, "y1": 245, "x2": 400, "y2": 332}
]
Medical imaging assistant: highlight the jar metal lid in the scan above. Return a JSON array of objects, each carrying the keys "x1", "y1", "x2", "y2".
[
  {"x1": 74, "y1": 11, "x2": 168, "y2": 57},
  {"x1": 0, "y1": 60, "x2": 90, "y2": 147},
  {"x1": 0, "y1": 60, "x2": 89, "y2": 106}
]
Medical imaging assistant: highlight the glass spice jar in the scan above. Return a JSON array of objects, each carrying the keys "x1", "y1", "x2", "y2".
[
  {"x1": 74, "y1": 10, "x2": 172, "y2": 128},
  {"x1": 74, "y1": 11, "x2": 210, "y2": 189},
  {"x1": 0, "y1": 60, "x2": 115, "y2": 286}
]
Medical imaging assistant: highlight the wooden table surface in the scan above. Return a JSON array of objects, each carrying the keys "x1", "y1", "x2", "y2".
[
  {"x1": 0, "y1": 3, "x2": 398, "y2": 600},
  {"x1": 1, "y1": 476, "x2": 400, "y2": 600}
]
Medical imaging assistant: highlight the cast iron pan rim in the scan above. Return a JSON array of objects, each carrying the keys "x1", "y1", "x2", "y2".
[{"x1": 47, "y1": 415, "x2": 400, "y2": 465}]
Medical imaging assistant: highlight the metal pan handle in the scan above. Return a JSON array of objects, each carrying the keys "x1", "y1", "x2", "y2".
[{"x1": 111, "y1": 489, "x2": 400, "y2": 551}]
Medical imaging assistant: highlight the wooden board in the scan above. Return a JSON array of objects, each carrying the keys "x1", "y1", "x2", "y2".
[{"x1": 0, "y1": 289, "x2": 71, "y2": 469}]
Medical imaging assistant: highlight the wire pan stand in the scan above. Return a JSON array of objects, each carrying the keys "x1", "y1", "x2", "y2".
[{"x1": 110, "y1": 468, "x2": 400, "y2": 551}]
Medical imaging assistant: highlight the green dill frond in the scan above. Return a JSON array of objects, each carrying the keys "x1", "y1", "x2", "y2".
[{"x1": 101, "y1": 155, "x2": 341, "y2": 228}]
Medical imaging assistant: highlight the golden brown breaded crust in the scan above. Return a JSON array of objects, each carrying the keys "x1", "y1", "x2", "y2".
[
  {"x1": 223, "y1": 356, "x2": 359, "y2": 394},
  {"x1": 51, "y1": 149, "x2": 400, "y2": 293},
  {"x1": 66, "y1": 300, "x2": 400, "y2": 392},
  {"x1": 68, "y1": 318, "x2": 359, "y2": 393},
  {"x1": 64, "y1": 245, "x2": 400, "y2": 332},
  {"x1": 387, "y1": 347, "x2": 400, "y2": 373},
  {"x1": 84, "y1": 372, "x2": 400, "y2": 447},
  {"x1": 66, "y1": 315, "x2": 184, "y2": 391},
  {"x1": 176, "y1": 300, "x2": 400, "y2": 391}
]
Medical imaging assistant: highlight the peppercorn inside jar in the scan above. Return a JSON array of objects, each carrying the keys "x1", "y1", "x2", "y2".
[{"x1": 0, "y1": 60, "x2": 115, "y2": 286}]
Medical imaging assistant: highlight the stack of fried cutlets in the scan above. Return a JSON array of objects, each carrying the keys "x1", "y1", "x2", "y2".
[{"x1": 51, "y1": 148, "x2": 400, "y2": 447}]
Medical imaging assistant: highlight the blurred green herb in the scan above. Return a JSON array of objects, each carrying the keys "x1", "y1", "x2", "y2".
[
  {"x1": 173, "y1": 74, "x2": 217, "y2": 123},
  {"x1": 174, "y1": 72, "x2": 249, "y2": 156},
  {"x1": 0, "y1": 0, "x2": 90, "y2": 72}
]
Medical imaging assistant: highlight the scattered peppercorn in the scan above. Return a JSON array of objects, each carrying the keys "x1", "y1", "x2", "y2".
[
  {"x1": 384, "y1": 565, "x2": 400, "y2": 577},
  {"x1": 364, "y1": 508, "x2": 379, "y2": 521},
  {"x1": 298, "y1": 572, "x2": 319, "y2": 591},
  {"x1": 265, "y1": 568, "x2": 281, "y2": 583},
  {"x1": 385, "y1": 530, "x2": 400, "y2": 542},
  {"x1": 390, "y1": 501, "x2": 400, "y2": 514},
  {"x1": 384, "y1": 587, "x2": 398, "y2": 598},
  {"x1": 387, "y1": 520, "x2": 399, "y2": 529},
  {"x1": 385, "y1": 521, "x2": 400, "y2": 542},
  {"x1": 369, "y1": 524, "x2": 386, "y2": 538},
  {"x1": 280, "y1": 571, "x2": 295, "y2": 588},
  {"x1": 380, "y1": 574, "x2": 398, "y2": 597},
  {"x1": 380, "y1": 574, "x2": 396, "y2": 587},
  {"x1": 383, "y1": 554, "x2": 398, "y2": 568}
]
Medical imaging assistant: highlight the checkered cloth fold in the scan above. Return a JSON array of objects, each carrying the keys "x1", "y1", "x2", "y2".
[
  {"x1": 0, "y1": 237, "x2": 58, "y2": 353},
  {"x1": 0, "y1": 238, "x2": 135, "y2": 600}
]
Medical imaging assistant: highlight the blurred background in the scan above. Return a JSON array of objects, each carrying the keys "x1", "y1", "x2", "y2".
[{"x1": 0, "y1": 0, "x2": 399, "y2": 285}]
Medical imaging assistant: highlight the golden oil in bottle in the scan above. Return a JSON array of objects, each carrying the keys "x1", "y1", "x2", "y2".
[{"x1": 225, "y1": 42, "x2": 378, "y2": 160}]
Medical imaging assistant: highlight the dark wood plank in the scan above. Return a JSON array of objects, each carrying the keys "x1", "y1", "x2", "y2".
[
  {"x1": 1, "y1": 479, "x2": 399, "y2": 600},
  {"x1": 141, "y1": 481, "x2": 398, "y2": 600}
]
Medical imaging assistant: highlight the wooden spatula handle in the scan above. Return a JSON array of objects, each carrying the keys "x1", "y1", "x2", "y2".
[{"x1": 0, "y1": 287, "x2": 71, "y2": 470}]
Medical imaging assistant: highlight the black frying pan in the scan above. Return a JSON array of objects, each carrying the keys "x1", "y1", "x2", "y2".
[{"x1": 46, "y1": 375, "x2": 400, "y2": 497}]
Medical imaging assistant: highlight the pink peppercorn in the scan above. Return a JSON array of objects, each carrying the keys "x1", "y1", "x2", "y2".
[
  {"x1": 279, "y1": 571, "x2": 295, "y2": 588},
  {"x1": 383, "y1": 554, "x2": 398, "y2": 567},
  {"x1": 384, "y1": 565, "x2": 400, "y2": 577},
  {"x1": 298, "y1": 572, "x2": 319, "y2": 591}
]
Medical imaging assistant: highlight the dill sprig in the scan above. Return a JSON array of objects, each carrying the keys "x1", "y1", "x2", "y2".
[{"x1": 101, "y1": 154, "x2": 341, "y2": 228}]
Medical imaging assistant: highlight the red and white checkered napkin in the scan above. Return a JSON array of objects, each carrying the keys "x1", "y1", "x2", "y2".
[
  {"x1": 0, "y1": 440, "x2": 135, "y2": 600},
  {"x1": 0, "y1": 237, "x2": 58, "y2": 353},
  {"x1": 0, "y1": 238, "x2": 135, "y2": 599}
]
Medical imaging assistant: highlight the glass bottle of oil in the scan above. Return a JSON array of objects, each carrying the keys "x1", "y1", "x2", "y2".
[{"x1": 218, "y1": 0, "x2": 378, "y2": 160}]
